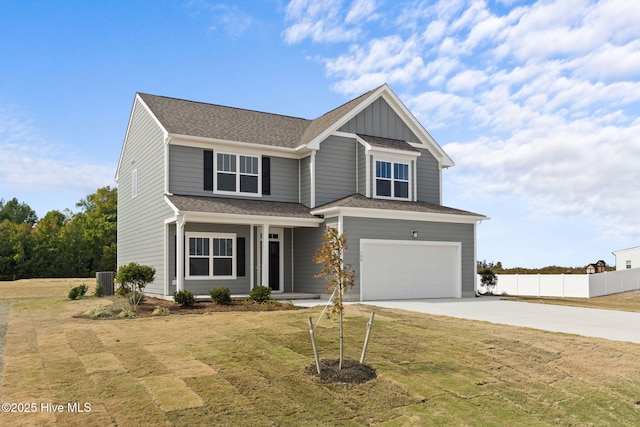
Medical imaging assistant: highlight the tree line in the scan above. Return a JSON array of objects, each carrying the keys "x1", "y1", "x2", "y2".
[
  {"x1": 0, "y1": 187, "x2": 117, "y2": 280},
  {"x1": 477, "y1": 260, "x2": 615, "y2": 275}
]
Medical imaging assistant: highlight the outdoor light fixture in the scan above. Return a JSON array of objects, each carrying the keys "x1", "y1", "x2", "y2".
[{"x1": 411, "y1": 230, "x2": 418, "y2": 238}]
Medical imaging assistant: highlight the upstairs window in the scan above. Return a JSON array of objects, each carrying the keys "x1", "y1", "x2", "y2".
[
  {"x1": 215, "y1": 153, "x2": 260, "y2": 195},
  {"x1": 375, "y1": 160, "x2": 410, "y2": 200},
  {"x1": 627, "y1": 260, "x2": 632, "y2": 269}
]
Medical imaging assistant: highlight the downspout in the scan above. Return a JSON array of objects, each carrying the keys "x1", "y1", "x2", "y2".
[
  {"x1": 164, "y1": 134, "x2": 171, "y2": 195},
  {"x1": 310, "y1": 151, "x2": 316, "y2": 208}
]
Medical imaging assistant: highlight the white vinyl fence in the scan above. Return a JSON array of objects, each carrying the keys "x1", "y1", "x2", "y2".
[{"x1": 481, "y1": 268, "x2": 640, "y2": 298}]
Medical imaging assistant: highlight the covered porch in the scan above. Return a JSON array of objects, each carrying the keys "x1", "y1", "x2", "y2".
[{"x1": 164, "y1": 195, "x2": 324, "y2": 297}]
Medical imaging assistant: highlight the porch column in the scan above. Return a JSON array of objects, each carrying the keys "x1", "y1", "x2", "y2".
[
  {"x1": 261, "y1": 223, "x2": 269, "y2": 288},
  {"x1": 176, "y1": 215, "x2": 185, "y2": 292}
]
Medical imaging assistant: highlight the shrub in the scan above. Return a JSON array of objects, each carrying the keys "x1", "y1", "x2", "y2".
[
  {"x1": 115, "y1": 263, "x2": 155, "y2": 311},
  {"x1": 118, "y1": 309, "x2": 136, "y2": 318},
  {"x1": 173, "y1": 290, "x2": 196, "y2": 308},
  {"x1": 94, "y1": 282, "x2": 105, "y2": 297},
  {"x1": 249, "y1": 286, "x2": 271, "y2": 303},
  {"x1": 209, "y1": 287, "x2": 231, "y2": 305},
  {"x1": 83, "y1": 305, "x2": 111, "y2": 318},
  {"x1": 68, "y1": 284, "x2": 88, "y2": 300},
  {"x1": 152, "y1": 306, "x2": 170, "y2": 316},
  {"x1": 480, "y1": 268, "x2": 498, "y2": 295}
]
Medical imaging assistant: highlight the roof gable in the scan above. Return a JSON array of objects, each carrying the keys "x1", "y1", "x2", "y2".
[{"x1": 124, "y1": 84, "x2": 453, "y2": 167}]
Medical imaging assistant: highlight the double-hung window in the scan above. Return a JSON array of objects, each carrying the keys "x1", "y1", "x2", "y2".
[
  {"x1": 216, "y1": 153, "x2": 259, "y2": 195},
  {"x1": 375, "y1": 160, "x2": 410, "y2": 200},
  {"x1": 186, "y1": 233, "x2": 236, "y2": 279}
]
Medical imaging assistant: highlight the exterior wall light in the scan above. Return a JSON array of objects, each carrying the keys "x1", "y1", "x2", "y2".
[{"x1": 411, "y1": 230, "x2": 418, "y2": 238}]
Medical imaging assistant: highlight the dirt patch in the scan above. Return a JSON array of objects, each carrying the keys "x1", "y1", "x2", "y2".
[
  {"x1": 75, "y1": 296, "x2": 300, "y2": 319},
  {"x1": 305, "y1": 358, "x2": 377, "y2": 384}
]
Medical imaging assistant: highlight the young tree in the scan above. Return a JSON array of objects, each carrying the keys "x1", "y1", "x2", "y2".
[
  {"x1": 479, "y1": 268, "x2": 498, "y2": 295},
  {"x1": 115, "y1": 262, "x2": 155, "y2": 311},
  {"x1": 313, "y1": 227, "x2": 357, "y2": 369}
]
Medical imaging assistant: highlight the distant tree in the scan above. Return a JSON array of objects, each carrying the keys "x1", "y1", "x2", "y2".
[
  {"x1": 32, "y1": 210, "x2": 67, "y2": 277},
  {"x1": 0, "y1": 220, "x2": 35, "y2": 280},
  {"x1": 76, "y1": 186, "x2": 117, "y2": 272},
  {"x1": 0, "y1": 198, "x2": 38, "y2": 225}
]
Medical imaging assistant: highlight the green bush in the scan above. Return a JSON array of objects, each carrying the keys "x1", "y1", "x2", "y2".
[
  {"x1": 68, "y1": 284, "x2": 88, "y2": 300},
  {"x1": 173, "y1": 290, "x2": 196, "y2": 308},
  {"x1": 249, "y1": 286, "x2": 271, "y2": 303},
  {"x1": 94, "y1": 282, "x2": 105, "y2": 297},
  {"x1": 115, "y1": 263, "x2": 155, "y2": 311},
  {"x1": 209, "y1": 287, "x2": 231, "y2": 305},
  {"x1": 118, "y1": 309, "x2": 136, "y2": 318}
]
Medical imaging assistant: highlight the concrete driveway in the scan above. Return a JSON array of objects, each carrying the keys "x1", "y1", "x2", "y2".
[{"x1": 297, "y1": 297, "x2": 640, "y2": 344}]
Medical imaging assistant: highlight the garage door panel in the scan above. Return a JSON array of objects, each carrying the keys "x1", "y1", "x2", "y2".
[{"x1": 361, "y1": 240, "x2": 461, "y2": 300}]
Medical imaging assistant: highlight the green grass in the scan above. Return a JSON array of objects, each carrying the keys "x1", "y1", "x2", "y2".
[{"x1": 2, "y1": 279, "x2": 640, "y2": 425}]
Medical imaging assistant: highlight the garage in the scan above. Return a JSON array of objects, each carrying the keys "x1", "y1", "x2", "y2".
[{"x1": 360, "y1": 239, "x2": 461, "y2": 300}]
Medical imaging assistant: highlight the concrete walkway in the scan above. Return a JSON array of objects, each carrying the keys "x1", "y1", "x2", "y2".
[{"x1": 296, "y1": 297, "x2": 640, "y2": 344}]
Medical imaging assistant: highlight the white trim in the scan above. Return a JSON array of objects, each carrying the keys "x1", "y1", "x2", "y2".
[
  {"x1": 250, "y1": 225, "x2": 255, "y2": 289},
  {"x1": 261, "y1": 224, "x2": 269, "y2": 287},
  {"x1": 313, "y1": 206, "x2": 487, "y2": 224},
  {"x1": 164, "y1": 223, "x2": 170, "y2": 296},
  {"x1": 164, "y1": 135, "x2": 171, "y2": 195},
  {"x1": 168, "y1": 133, "x2": 305, "y2": 159},
  {"x1": 184, "y1": 232, "x2": 237, "y2": 280},
  {"x1": 372, "y1": 157, "x2": 412, "y2": 201},
  {"x1": 176, "y1": 215, "x2": 185, "y2": 292},
  {"x1": 365, "y1": 154, "x2": 371, "y2": 197},
  {"x1": 213, "y1": 151, "x2": 262, "y2": 197}
]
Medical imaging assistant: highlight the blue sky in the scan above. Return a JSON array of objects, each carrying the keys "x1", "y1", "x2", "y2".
[{"x1": 1, "y1": 0, "x2": 639, "y2": 268}]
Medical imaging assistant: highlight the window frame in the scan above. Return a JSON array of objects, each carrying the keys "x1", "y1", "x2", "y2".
[
  {"x1": 214, "y1": 151, "x2": 262, "y2": 196},
  {"x1": 373, "y1": 157, "x2": 411, "y2": 201},
  {"x1": 185, "y1": 232, "x2": 237, "y2": 280}
]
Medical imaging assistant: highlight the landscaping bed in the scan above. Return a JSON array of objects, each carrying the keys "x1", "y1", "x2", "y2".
[{"x1": 75, "y1": 295, "x2": 299, "y2": 319}]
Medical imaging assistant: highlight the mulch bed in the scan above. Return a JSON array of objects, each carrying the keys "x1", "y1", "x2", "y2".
[
  {"x1": 75, "y1": 296, "x2": 300, "y2": 319},
  {"x1": 305, "y1": 358, "x2": 377, "y2": 384}
]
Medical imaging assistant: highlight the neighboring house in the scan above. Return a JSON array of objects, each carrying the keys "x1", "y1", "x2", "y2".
[
  {"x1": 585, "y1": 260, "x2": 607, "y2": 274},
  {"x1": 116, "y1": 84, "x2": 487, "y2": 301},
  {"x1": 612, "y1": 246, "x2": 640, "y2": 270}
]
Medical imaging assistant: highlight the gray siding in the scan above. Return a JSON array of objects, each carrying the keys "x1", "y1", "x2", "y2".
[
  {"x1": 292, "y1": 227, "x2": 326, "y2": 294},
  {"x1": 315, "y1": 136, "x2": 357, "y2": 206},
  {"x1": 342, "y1": 217, "x2": 476, "y2": 298},
  {"x1": 169, "y1": 145, "x2": 298, "y2": 202},
  {"x1": 357, "y1": 143, "x2": 366, "y2": 196},
  {"x1": 339, "y1": 97, "x2": 419, "y2": 142},
  {"x1": 416, "y1": 147, "x2": 440, "y2": 204},
  {"x1": 299, "y1": 156, "x2": 311, "y2": 207},
  {"x1": 117, "y1": 99, "x2": 174, "y2": 296}
]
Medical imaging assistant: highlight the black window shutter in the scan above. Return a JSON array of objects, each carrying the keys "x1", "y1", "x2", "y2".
[
  {"x1": 237, "y1": 237, "x2": 246, "y2": 276},
  {"x1": 204, "y1": 150, "x2": 213, "y2": 191},
  {"x1": 262, "y1": 156, "x2": 271, "y2": 195}
]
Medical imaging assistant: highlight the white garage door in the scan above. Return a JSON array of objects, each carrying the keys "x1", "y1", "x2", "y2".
[{"x1": 360, "y1": 239, "x2": 461, "y2": 301}]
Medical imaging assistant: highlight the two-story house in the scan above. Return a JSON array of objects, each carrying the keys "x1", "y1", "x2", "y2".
[{"x1": 116, "y1": 84, "x2": 487, "y2": 300}]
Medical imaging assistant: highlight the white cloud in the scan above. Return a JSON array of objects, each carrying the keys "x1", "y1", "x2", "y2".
[
  {"x1": 0, "y1": 107, "x2": 115, "y2": 198},
  {"x1": 283, "y1": 0, "x2": 640, "y2": 246},
  {"x1": 284, "y1": 0, "x2": 363, "y2": 43}
]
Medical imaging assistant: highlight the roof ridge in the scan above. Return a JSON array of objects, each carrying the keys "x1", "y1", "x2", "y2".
[{"x1": 137, "y1": 92, "x2": 311, "y2": 122}]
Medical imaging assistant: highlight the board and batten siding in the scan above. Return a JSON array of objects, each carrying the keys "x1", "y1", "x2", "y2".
[
  {"x1": 338, "y1": 97, "x2": 419, "y2": 142},
  {"x1": 415, "y1": 147, "x2": 440, "y2": 204},
  {"x1": 169, "y1": 145, "x2": 299, "y2": 203},
  {"x1": 118, "y1": 99, "x2": 174, "y2": 296},
  {"x1": 315, "y1": 136, "x2": 357, "y2": 206},
  {"x1": 342, "y1": 217, "x2": 476, "y2": 298}
]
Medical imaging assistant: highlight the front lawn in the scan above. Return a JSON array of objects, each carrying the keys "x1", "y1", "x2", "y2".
[{"x1": 1, "y1": 279, "x2": 640, "y2": 425}]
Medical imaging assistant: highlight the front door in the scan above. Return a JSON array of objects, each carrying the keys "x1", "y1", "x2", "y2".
[{"x1": 269, "y1": 241, "x2": 280, "y2": 291}]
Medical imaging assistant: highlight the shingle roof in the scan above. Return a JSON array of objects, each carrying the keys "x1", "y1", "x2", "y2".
[
  {"x1": 312, "y1": 194, "x2": 486, "y2": 218},
  {"x1": 167, "y1": 195, "x2": 320, "y2": 219},
  {"x1": 138, "y1": 86, "x2": 381, "y2": 149},
  {"x1": 358, "y1": 134, "x2": 418, "y2": 152}
]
